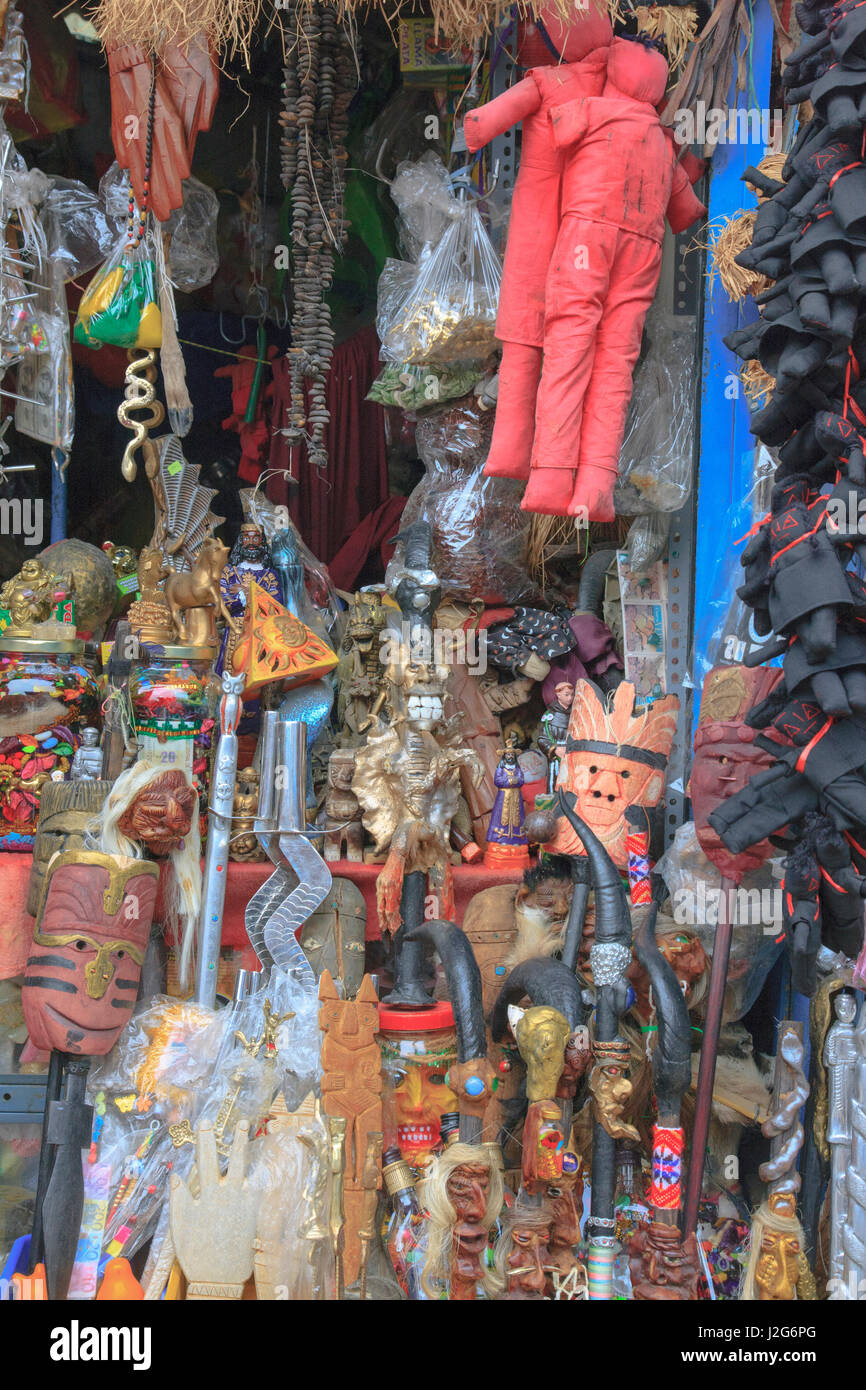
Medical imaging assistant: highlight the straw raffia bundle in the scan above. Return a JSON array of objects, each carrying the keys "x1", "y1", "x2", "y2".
[
  {"x1": 631, "y1": 4, "x2": 698, "y2": 71},
  {"x1": 287, "y1": 0, "x2": 575, "y2": 47},
  {"x1": 740, "y1": 360, "x2": 775, "y2": 406},
  {"x1": 707, "y1": 211, "x2": 773, "y2": 300},
  {"x1": 90, "y1": 0, "x2": 263, "y2": 62}
]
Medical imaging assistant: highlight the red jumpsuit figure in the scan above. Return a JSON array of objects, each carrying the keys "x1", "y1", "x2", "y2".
[
  {"x1": 463, "y1": 4, "x2": 613, "y2": 482},
  {"x1": 523, "y1": 40, "x2": 706, "y2": 522},
  {"x1": 215, "y1": 342, "x2": 278, "y2": 483}
]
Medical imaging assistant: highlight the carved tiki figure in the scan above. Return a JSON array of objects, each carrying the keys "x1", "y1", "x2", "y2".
[
  {"x1": 691, "y1": 664, "x2": 785, "y2": 883},
  {"x1": 318, "y1": 971, "x2": 383, "y2": 1288},
  {"x1": 22, "y1": 851, "x2": 159, "y2": 1055},
  {"x1": 322, "y1": 748, "x2": 364, "y2": 863},
  {"x1": 546, "y1": 681, "x2": 678, "y2": 869}
]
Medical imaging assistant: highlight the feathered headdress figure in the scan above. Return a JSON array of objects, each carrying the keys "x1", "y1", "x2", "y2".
[{"x1": 546, "y1": 680, "x2": 678, "y2": 868}]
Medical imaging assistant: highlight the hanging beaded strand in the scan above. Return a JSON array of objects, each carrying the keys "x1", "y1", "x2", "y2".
[{"x1": 127, "y1": 51, "x2": 158, "y2": 249}]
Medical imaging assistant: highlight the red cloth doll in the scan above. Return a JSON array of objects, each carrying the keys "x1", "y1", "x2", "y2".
[
  {"x1": 463, "y1": 4, "x2": 613, "y2": 482},
  {"x1": 215, "y1": 342, "x2": 278, "y2": 483},
  {"x1": 522, "y1": 39, "x2": 706, "y2": 521}
]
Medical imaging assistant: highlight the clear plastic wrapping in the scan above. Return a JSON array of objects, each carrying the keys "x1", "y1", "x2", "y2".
[
  {"x1": 367, "y1": 359, "x2": 486, "y2": 411},
  {"x1": 623, "y1": 513, "x2": 671, "y2": 572},
  {"x1": 240, "y1": 488, "x2": 340, "y2": 642},
  {"x1": 691, "y1": 445, "x2": 778, "y2": 692},
  {"x1": 39, "y1": 177, "x2": 114, "y2": 281},
  {"x1": 615, "y1": 310, "x2": 698, "y2": 515},
  {"x1": 657, "y1": 821, "x2": 784, "y2": 1022},
  {"x1": 379, "y1": 198, "x2": 501, "y2": 365},
  {"x1": 397, "y1": 397, "x2": 533, "y2": 603},
  {"x1": 389, "y1": 153, "x2": 456, "y2": 262},
  {"x1": 164, "y1": 177, "x2": 220, "y2": 292}
]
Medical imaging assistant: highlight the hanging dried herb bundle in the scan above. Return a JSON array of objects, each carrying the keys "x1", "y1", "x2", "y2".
[
  {"x1": 279, "y1": 1, "x2": 355, "y2": 471},
  {"x1": 283, "y1": 0, "x2": 572, "y2": 49},
  {"x1": 89, "y1": 0, "x2": 263, "y2": 63}
]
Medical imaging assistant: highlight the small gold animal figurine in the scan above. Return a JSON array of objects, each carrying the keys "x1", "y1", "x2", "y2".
[{"x1": 163, "y1": 537, "x2": 241, "y2": 651}]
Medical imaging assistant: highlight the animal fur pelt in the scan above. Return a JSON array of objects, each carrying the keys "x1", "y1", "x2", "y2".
[{"x1": 504, "y1": 900, "x2": 565, "y2": 969}]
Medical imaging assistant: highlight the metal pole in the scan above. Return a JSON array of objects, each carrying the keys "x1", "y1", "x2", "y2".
[
  {"x1": 194, "y1": 672, "x2": 245, "y2": 1007},
  {"x1": 682, "y1": 879, "x2": 734, "y2": 1238}
]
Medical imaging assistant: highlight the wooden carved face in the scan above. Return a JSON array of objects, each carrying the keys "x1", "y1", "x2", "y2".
[
  {"x1": 507, "y1": 1221, "x2": 551, "y2": 1299},
  {"x1": 628, "y1": 1225, "x2": 701, "y2": 1301},
  {"x1": 117, "y1": 770, "x2": 197, "y2": 856},
  {"x1": 318, "y1": 971, "x2": 379, "y2": 1050},
  {"x1": 447, "y1": 1162, "x2": 491, "y2": 1285},
  {"x1": 691, "y1": 664, "x2": 785, "y2": 882},
  {"x1": 23, "y1": 852, "x2": 158, "y2": 1054},
  {"x1": 691, "y1": 723, "x2": 779, "y2": 880},
  {"x1": 547, "y1": 682, "x2": 678, "y2": 869},
  {"x1": 628, "y1": 928, "x2": 708, "y2": 1020}
]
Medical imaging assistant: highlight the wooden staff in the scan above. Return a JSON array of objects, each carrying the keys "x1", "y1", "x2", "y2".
[{"x1": 682, "y1": 878, "x2": 735, "y2": 1238}]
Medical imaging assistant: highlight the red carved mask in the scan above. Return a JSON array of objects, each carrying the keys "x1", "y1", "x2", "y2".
[
  {"x1": 691, "y1": 665, "x2": 784, "y2": 883},
  {"x1": 117, "y1": 769, "x2": 197, "y2": 856},
  {"x1": 23, "y1": 852, "x2": 158, "y2": 1055}
]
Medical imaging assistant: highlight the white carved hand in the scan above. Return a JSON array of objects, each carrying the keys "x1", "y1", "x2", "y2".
[{"x1": 170, "y1": 1122, "x2": 259, "y2": 1298}]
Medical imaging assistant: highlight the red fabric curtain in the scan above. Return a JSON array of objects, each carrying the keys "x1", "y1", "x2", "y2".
[{"x1": 267, "y1": 326, "x2": 388, "y2": 564}]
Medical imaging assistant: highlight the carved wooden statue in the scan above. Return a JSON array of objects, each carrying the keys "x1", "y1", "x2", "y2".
[
  {"x1": 318, "y1": 971, "x2": 383, "y2": 1288},
  {"x1": 323, "y1": 748, "x2": 364, "y2": 862}
]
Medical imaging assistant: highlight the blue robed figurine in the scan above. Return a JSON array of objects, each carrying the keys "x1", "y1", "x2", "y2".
[
  {"x1": 216, "y1": 521, "x2": 282, "y2": 674},
  {"x1": 484, "y1": 736, "x2": 531, "y2": 869}
]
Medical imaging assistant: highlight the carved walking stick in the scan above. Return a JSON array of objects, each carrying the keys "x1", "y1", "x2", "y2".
[
  {"x1": 741, "y1": 1021, "x2": 815, "y2": 1300},
  {"x1": 628, "y1": 902, "x2": 701, "y2": 1299},
  {"x1": 682, "y1": 878, "x2": 735, "y2": 1239},
  {"x1": 824, "y1": 990, "x2": 857, "y2": 1295},
  {"x1": 558, "y1": 789, "x2": 633, "y2": 1300},
  {"x1": 403, "y1": 919, "x2": 495, "y2": 1145}
]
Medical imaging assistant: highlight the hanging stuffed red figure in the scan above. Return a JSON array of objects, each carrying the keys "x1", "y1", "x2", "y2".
[
  {"x1": 463, "y1": 3, "x2": 614, "y2": 482},
  {"x1": 524, "y1": 38, "x2": 706, "y2": 521},
  {"x1": 215, "y1": 341, "x2": 278, "y2": 483}
]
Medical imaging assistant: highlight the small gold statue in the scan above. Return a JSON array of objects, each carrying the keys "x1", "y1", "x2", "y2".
[
  {"x1": 164, "y1": 537, "x2": 240, "y2": 651},
  {"x1": 0, "y1": 558, "x2": 59, "y2": 636},
  {"x1": 126, "y1": 545, "x2": 176, "y2": 645},
  {"x1": 514, "y1": 1006, "x2": 572, "y2": 1103},
  {"x1": 745, "y1": 1191, "x2": 816, "y2": 1301},
  {"x1": 587, "y1": 1037, "x2": 641, "y2": 1143},
  {"x1": 230, "y1": 767, "x2": 266, "y2": 863}
]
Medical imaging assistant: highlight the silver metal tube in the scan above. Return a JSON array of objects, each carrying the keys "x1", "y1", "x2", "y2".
[
  {"x1": 278, "y1": 719, "x2": 306, "y2": 832},
  {"x1": 255, "y1": 710, "x2": 279, "y2": 834},
  {"x1": 194, "y1": 672, "x2": 244, "y2": 1008}
]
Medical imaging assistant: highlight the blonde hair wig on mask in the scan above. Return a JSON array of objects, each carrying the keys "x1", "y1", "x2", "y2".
[{"x1": 419, "y1": 1143, "x2": 505, "y2": 1300}]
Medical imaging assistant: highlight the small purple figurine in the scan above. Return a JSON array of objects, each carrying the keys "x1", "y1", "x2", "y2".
[{"x1": 485, "y1": 737, "x2": 530, "y2": 869}]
